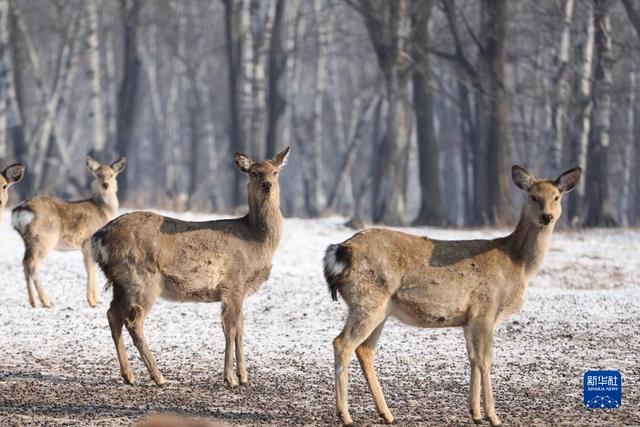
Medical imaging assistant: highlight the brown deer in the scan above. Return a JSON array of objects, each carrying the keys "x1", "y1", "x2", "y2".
[
  {"x1": 323, "y1": 165, "x2": 582, "y2": 426},
  {"x1": 91, "y1": 148, "x2": 289, "y2": 387},
  {"x1": 12, "y1": 157, "x2": 126, "y2": 308},
  {"x1": 0, "y1": 163, "x2": 26, "y2": 221}
]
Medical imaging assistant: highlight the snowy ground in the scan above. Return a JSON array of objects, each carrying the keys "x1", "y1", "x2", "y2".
[{"x1": 0, "y1": 210, "x2": 638, "y2": 426}]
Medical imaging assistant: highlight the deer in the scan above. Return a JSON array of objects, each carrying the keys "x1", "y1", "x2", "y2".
[
  {"x1": 91, "y1": 147, "x2": 290, "y2": 387},
  {"x1": 11, "y1": 157, "x2": 126, "y2": 308},
  {"x1": 0, "y1": 163, "x2": 26, "y2": 221},
  {"x1": 323, "y1": 165, "x2": 582, "y2": 426}
]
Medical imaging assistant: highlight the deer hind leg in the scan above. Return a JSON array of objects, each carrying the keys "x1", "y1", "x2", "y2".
[
  {"x1": 82, "y1": 241, "x2": 98, "y2": 307},
  {"x1": 467, "y1": 320, "x2": 501, "y2": 426},
  {"x1": 334, "y1": 305, "x2": 389, "y2": 426},
  {"x1": 22, "y1": 252, "x2": 36, "y2": 308},
  {"x1": 125, "y1": 305, "x2": 165, "y2": 385},
  {"x1": 221, "y1": 295, "x2": 244, "y2": 387},
  {"x1": 355, "y1": 319, "x2": 394, "y2": 424},
  {"x1": 23, "y1": 248, "x2": 51, "y2": 308},
  {"x1": 107, "y1": 297, "x2": 135, "y2": 385}
]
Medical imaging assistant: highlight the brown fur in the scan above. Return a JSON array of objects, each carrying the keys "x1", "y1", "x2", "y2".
[
  {"x1": 0, "y1": 163, "x2": 26, "y2": 221},
  {"x1": 92, "y1": 148, "x2": 289, "y2": 387},
  {"x1": 12, "y1": 157, "x2": 125, "y2": 308},
  {"x1": 323, "y1": 165, "x2": 582, "y2": 426}
]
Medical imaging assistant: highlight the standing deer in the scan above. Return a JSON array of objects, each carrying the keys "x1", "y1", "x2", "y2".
[
  {"x1": 323, "y1": 165, "x2": 582, "y2": 426},
  {"x1": 12, "y1": 157, "x2": 126, "y2": 308},
  {"x1": 0, "y1": 163, "x2": 26, "y2": 221},
  {"x1": 91, "y1": 148, "x2": 290, "y2": 387}
]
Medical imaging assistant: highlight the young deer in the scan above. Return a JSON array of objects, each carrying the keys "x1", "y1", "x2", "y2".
[
  {"x1": 323, "y1": 165, "x2": 582, "y2": 426},
  {"x1": 91, "y1": 148, "x2": 290, "y2": 387},
  {"x1": 0, "y1": 163, "x2": 26, "y2": 221},
  {"x1": 12, "y1": 157, "x2": 126, "y2": 308}
]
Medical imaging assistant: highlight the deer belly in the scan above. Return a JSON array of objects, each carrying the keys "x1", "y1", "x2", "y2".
[
  {"x1": 391, "y1": 286, "x2": 469, "y2": 328},
  {"x1": 160, "y1": 281, "x2": 222, "y2": 303}
]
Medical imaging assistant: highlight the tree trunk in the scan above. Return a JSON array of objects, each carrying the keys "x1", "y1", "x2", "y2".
[
  {"x1": 411, "y1": 0, "x2": 446, "y2": 226},
  {"x1": 115, "y1": 0, "x2": 141, "y2": 202},
  {"x1": 477, "y1": 0, "x2": 513, "y2": 226},
  {"x1": 568, "y1": 2, "x2": 595, "y2": 223},
  {"x1": 265, "y1": 0, "x2": 287, "y2": 157},
  {"x1": 585, "y1": 0, "x2": 615, "y2": 227},
  {"x1": 549, "y1": 0, "x2": 575, "y2": 173},
  {"x1": 357, "y1": 0, "x2": 411, "y2": 225},
  {"x1": 87, "y1": 0, "x2": 107, "y2": 159}
]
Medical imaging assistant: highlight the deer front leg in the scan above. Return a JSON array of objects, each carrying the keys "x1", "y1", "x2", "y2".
[
  {"x1": 221, "y1": 296, "x2": 242, "y2": 387},
  {"x1": 464, "y1": 326, "x2": 482, "y2": 424},
  {"x1": 469, "y1": 320, "x2": 502, "y2": 426},
  {"x1": 235, "y1": 307, "x2": 248, "y2": 384},
  {"x1": 82, "y1": 242, "x2": 98, "y2": 307},
  {"x1": 22, "y1": 255, "x2": 36, "y2": 308}
]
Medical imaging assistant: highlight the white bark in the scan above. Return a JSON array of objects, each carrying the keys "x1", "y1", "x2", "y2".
[
  {"x1": 310, "y1": 0, "x2": 327, "y2": 214},
  {"x1": 621, "y1": 69, "x2": 635, "y2": 226},
  {"x1": 0, "y1": 0, "x2": 22, "y2": 159},
  {"x1": 575, "y1": 4, "x2": 595, "y2": 199},
  {"x1": 549, "y1": 0, "x2": 575, "y2": 171}
]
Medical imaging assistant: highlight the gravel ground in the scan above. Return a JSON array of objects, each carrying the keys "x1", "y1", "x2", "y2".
[{"x1": 0, "y1": 213, "x2": 638, "y2": 426}]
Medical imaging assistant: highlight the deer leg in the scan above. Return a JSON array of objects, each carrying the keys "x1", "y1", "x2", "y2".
[
  {"x1": 107, "y1": 304, "x2": 135, "y2": 385},
  {"x1": 334, "y1": 306, "x2": 389, "y2": 426},
  {"x1": 355, "y1": 319, "x2": 394, "y2": 424},
  {"x1": 82, "y1": 242, "x2": 98, "y2": 307},
  {"x1": 24, "y1": 251, "x2": 50, "y2": 308},
  {"x1": 22, "y1": 252, "x2": 36, "y2": 308},
  {"x1": 475, "y1": 322, "x2": 501, "y2": 427},
  {"x1": 221, "y1": 296, "x2": 242, "y2": 387},
  {"x1": 125, "y1": 304, "x2": 165, "y2": 386},
  {"x1": 464, "y1": 325, "x2": 482, "y2": 424},
  {"x1": 235, "y1": 306, "x2": 248, "y2": 385}
]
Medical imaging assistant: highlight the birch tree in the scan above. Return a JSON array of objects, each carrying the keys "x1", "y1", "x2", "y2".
[
  {"x1": 585, "y1": 0, "x2": 615, "y2": 226},
  {"x1": 87, "y1": 0, "x2": 107, "y2": 158}
]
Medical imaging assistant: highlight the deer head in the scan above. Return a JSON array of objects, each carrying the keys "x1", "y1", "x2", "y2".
[
  {"x1": 0, "y1": 163, "x2": 26, "y2": 221},
  {"x1": 234, "y1": 147, "x2": 290, "y2": 209},
  {"x1": 512, "y1": 165, "x2": 582, "y2": 228},
  {"x1": 86, "y1": 157, "x2": 126, "y2": 200}
]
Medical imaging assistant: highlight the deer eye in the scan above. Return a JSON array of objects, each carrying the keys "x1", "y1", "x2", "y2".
[
  {"x1": 273, "y1": 170, "x2": 279, "y2": 176},
  {"x1": 554, "y1": 195, "x2": 560, "y2": 201},
  {"x1": 250, "y1": 171, "x2": 258, "y2": 178},
  {"x1": 1, "y1": 184, "x2": 6, "y2": 190},
  {"x1": 529, "y1": 195, "x2": 537, "y2": 202}
]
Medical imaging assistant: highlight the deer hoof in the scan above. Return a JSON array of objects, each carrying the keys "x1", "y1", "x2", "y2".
[
  {"x1": 122, "y1": 373, "x2": 136, "y2": 385},
  {"x1": 379, "y1": 412, "x2": 395, "y2": 424},
  {"x1": 88, "y1": 299, "x2": 98, "y2": 308},
  {"x1": 238, "y1": 374, "x2": 248, "y2": 385},
  {"x1": 225, "y1": 377, "x2": 239, "y2": 388},
  {"x1": 486, "y1": 416, "x2": 502, "y2": 426},
  {"x1": 473, "y1": 418, "x2": 483, "y2": 424},
  {"x1": 154, "y1": 375, "x2": 166, "y2": 386},
  {"x1": 338, "y1": 411, "x2": 353, "y2": 426}
]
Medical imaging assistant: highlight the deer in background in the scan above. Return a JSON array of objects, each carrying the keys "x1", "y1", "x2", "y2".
[
  {"x1": 0, "y1": 163, "x2": 26, "y2": 221},
  {"x1": 12, "y1": 157, "x2": 126, "y2": 308},
  {"x1": 91, "y1": 148, "x2": 289, "y2": 387},
  {"x1": 323, "y1": 165, "x2": 582, "y2": 426}
]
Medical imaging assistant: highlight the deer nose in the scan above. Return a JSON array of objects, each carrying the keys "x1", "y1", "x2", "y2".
[
  {"x1": 262, "y1": 181, "x2": 272, "y2": 192},
  {"x1": 102, "y1": 183, "x2": 109, "y2": 190},
  {"x1": 540, "y1": 213, "x2": 553, "y2": 225}
]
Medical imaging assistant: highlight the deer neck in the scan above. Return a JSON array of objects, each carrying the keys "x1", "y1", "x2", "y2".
[
  {"x1": 246, "y1": 196, "x2": 283, "y2": 249},
  {"x1": 506, "y1": 208, "x2": 554, "y2": 278},
  {"x1": 92, "y1": 190, "x2": 119, "y2": 219}
]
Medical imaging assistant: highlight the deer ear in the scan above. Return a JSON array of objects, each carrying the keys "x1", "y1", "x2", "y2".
[
  {"x1": 234, "y1": 152, "x2": 253, "y2": 173},
  {"x1": 555, "y1": 166, "x2": 582, "y2": 193},
  {"x1": 86, "y1": 157, "x2": 101, "y2": 176},
  {"x1": 271, "y1": 147, "x2": 290, "y2": 170},
  {"x1": 3, "y1": 163, "x2": 26, "y2": 185},
  {"x1": 111, "y1": 158, "x2": 127, "y2": 174},
  {"x1": 512, "y1": 165, "x2": 534, "y2": 191}
]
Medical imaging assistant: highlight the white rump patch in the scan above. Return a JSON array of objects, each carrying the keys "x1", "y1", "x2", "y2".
[
  {"x1": 324, "y1": 245, "x2": 346, "y2": 276},
  {"x1": 11, "y1": 209, "x2": 35, "y2": 234}
]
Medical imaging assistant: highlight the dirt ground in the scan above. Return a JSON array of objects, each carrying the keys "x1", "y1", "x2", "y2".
[{"x1": 1, "y1": 215, "x2": 638, "y2": 426}]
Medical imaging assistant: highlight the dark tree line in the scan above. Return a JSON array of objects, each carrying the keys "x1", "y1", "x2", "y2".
[{"x1": 0, "y1": 0, "x2": 638, "y2": 227}]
